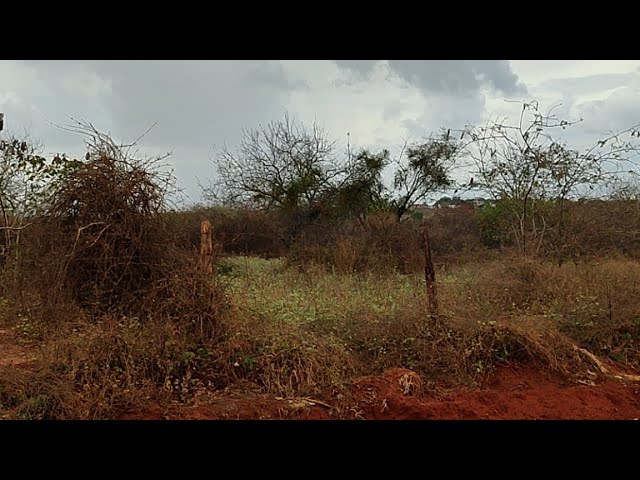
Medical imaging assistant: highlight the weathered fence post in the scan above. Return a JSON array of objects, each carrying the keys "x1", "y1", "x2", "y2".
[
  {"x1": 422, "y1": 222, "x2": 439, "y2": 320},
  {"x1": 199, "y1": 219, "x2": 213, "y2": 274}
]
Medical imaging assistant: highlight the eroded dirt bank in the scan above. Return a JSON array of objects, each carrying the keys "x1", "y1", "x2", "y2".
[{"x1": 120, "y1": 366, "x2": 640, "y2": 420}]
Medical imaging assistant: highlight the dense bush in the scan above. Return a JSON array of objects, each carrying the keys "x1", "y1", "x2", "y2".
[
  {"x1": 166, "y1": 206, "x2": 285, "y2": 258},
  {"x1": 167, "y1": 196, "x2": 640, "y2": 272}
]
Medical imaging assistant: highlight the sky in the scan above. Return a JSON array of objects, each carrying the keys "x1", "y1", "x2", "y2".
[{"x1": 1, "y1": 60, "x2": 640, "y2": 204}]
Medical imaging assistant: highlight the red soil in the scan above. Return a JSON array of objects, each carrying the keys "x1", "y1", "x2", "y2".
[
  {"x1": 351, "y1": 366, "x2": 640, "y2": 420},
  {"x1": 2, "y1": 327, "x2": 639, "y2": 420},
  {"x1": 121, "y1": 365, "x2": 640, "y2": 420}
]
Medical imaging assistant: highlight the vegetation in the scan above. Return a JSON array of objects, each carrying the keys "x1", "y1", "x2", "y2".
[
  {"x1": 460, "y1": 101, "x2": 640, "y2": 259},
  {"x1": 2, "y1": 101, "x2": 640, "y2": 419},
  {"x1": 0, "y1": 121, "x2": 223, "y2": 419}
]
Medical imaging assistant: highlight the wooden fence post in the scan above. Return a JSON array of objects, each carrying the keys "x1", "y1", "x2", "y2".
[
  {"x1": 422, "y1": 222, "x2": 439, "y2": 320},
  {"x1": 199, "y1": 220, "x2": 213, "y2": 274}
]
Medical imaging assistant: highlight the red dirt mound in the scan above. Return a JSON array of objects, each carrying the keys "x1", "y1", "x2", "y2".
[
  {"x1": 351, "y1": 366, "x2": 640, "y2": 420},
  {"x1": 120, "y1": 365, "x2": 640, "y2": 420}
]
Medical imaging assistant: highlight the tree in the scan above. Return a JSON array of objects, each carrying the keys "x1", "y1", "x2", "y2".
[
  {"x1": 461, "y1": 100, "x2": 640, "y2": 257},
  {"x1": 609, "y1": 176, "x2": 640, "y2": 203},
  {"x1": 0, "y1": 133, "x2": 80, "y2": 261},
  {"x1": 209, "y1": 114, "x2": 460, "y2": 248},
  {"x1": 434, "y1": 196, "x2": 464, "y2": 208},
  {"x1": 332, "y1": 148, "x2": 391, "y2": 224},
  {"x1": 210, "y1": 113, "x2": 341, "y2": 210},
  {"x1": 391, "y1": 131, "x2": 459, "y2": 221},
  {"x1": 209, "y1": 113, "x2": 350, "y2": 246}
]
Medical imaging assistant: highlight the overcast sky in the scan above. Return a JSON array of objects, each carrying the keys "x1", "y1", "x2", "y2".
[{"x1": 1, "y1": 60, "x2": 640, "y2": 204}]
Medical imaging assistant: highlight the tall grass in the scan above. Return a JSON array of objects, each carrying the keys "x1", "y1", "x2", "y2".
[
  {"x1": 210, "y1": 255, "x2": 640, "y2": 395},
  {"x1": 3, "y1": 254, "x2": 640, "y2": 418}
]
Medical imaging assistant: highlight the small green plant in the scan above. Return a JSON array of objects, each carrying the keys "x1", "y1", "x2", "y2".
[{"x1": 476, "y1": 202, "x2": 511, "y2": 248}]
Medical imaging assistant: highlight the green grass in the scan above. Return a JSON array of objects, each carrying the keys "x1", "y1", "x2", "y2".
[
  {"x1": 217, "y1": 255, "x2": 640, "y2": 329},
  {"x1": 212, "y1": 256, "x2": 452, "y2": 397},
  {"x1": 219, "y1": 256, "x2": 425, "y2": 327},
  {"x1": 215, "y1": 255, "x2": 640, "y2": 378}
]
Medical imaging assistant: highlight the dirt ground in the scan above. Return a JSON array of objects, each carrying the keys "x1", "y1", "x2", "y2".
[
  {"x1": 2, "y1": 328, "x2": 640, "y2": 420},
  {"x1": 0, "y1": 329, "x2": 37, "y2": 368},
  {"x1": 118, "y1": 366, "x2": 640, "y2": 420},
  {"x1": 348, "y1": 366, "x2": 640, "y2": 420}
]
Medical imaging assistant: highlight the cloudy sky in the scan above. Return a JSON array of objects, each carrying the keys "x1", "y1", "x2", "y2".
[{"x1": 1, "y1": 60, "x2": 640, "y2": 203}]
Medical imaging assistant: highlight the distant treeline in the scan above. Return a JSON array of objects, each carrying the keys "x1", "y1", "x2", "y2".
[{"x1": 166, "y1": 197, "x2": 640, "y2": 272}]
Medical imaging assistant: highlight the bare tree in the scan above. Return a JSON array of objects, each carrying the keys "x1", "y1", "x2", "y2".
[
  {"x1": 460, "y1": 100, "x2": 640, "y2": 256},
  {"x1": 208, "y1": 113, "x2": 353, "y2": 247},
  {"x1": 52, "y1": 118, "x2": 174, "y2": 200},
  {"x1": 210, "y1": 113, "x2": 342, "y2": 210}
]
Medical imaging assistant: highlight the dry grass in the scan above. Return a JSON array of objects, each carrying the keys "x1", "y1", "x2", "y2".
[
  {"x1": 0, "y1": 128, "x2": 225, "y2": 419},
  {"x1": 206, "y1": 255, "x2": 640, "y2": 395},
  {"x1": 332, "y1": 236, "x2": 359, "y2": 274},
  {"x1": 0, "y1": 314, "x2": 221, "y2": 419},
  {"x1": 3, "y1": 252, "x2": 640, "y2": 419}
]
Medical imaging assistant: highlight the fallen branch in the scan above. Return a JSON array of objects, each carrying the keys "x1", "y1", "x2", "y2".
[
  {"x1": 574, "y1": 346, "x2": 640, "y2": 382},
  {"x1": 301, "y1": 397, "x2": 333, "y2": 409},
  {"x1": 0, "y1": 223, "x2": 34, "y2": 231}
]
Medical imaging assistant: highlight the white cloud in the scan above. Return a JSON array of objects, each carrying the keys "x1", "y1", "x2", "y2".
[
  {"x1": 1, "y1": 60, "x2": 640, "y2": 203},
  {"x1": 510, "y1": 60, "x2": 640, "y2": 85},
  {"x1": 283, "y1": 61, "x2": 427, "y2": 151}
]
